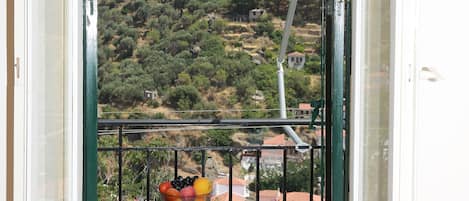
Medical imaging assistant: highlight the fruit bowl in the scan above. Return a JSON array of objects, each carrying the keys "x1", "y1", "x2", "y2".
[
  {"x1": 160, "y1": 193, "x2": 211, "y2": 201},
  {"x1": 158, "y1": 176, "x2": 212, "y2": 201}
]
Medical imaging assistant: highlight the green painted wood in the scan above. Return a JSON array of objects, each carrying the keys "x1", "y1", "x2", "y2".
[
  {"x1": 331, "y1": 0, "x2": 345, "y2": 200},
  {"x1": 83, "y1": 0, "x2": 98, "y2": 200},
  {"x1": 344, "y1": 1, "x2": 352, "y2": 200}
]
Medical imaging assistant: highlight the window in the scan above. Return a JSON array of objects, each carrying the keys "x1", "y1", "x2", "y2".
[{"x1": 352, "y1": 0, "x2": 391, "y2": 200}]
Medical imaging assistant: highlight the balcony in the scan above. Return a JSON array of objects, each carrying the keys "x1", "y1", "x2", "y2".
[{"x1": 97, "y1": 119, "x2": 325, "y2": 201}]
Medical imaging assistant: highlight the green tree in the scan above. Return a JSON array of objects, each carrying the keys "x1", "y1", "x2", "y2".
[
  {"x1": 193, "y1": 75, "x2": 210, "y2": 91},
  {"x1": 176, "y1": 72, "x2": 192, "y2": 85},
  {"x1": 230, "y1": 0, "x2": 258, "y2": 14},
  {"x1": 165, "y1": 85, "x2": 202, "y2": 109},
  {"x1": 235, "y1": 76, "x2": 256, "y2": 102},
  {"x1": 133, "y1": 5, "x2": 150, "y2": 25},
  {"x1": 248, "y1": 159, "x2": 321, "y2": 192},
  {"x1": 254, "y1": 15, "x2": 275, "y2": 36},
  {"x1": 174, "y1": 0, "x2": 189, "y2": 12},
  {"x1": 117, "y1": 37, "x2": 136, "y2": 59},
  {"x1": 212, "y1": 69, "x2": 227, "y2": 87},
  {"x1": 205, "y1": 130, "x2": 234, "y2": 146}
]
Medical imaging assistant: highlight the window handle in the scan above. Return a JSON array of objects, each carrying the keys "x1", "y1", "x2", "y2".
[
  {"x1": 14, "y1": 57, "x2": 20, "y2": 79},
  {"x1": 420, "y1": 66, "x2": 443, "y2": 82}
]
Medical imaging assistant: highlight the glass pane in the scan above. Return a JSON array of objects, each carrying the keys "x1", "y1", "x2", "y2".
[
  {"x1": 358, "y1": 0, "x2": 391, "y2": 200},
  {"x1": 96, "y1": 0, "x2": 322, "y2": 119},
  {"x1": 28, "y1": 0, "x2": 66, "y2": 200},
  {"x1": 96, "y1": 1, "x2": 324, "y2": 200}
]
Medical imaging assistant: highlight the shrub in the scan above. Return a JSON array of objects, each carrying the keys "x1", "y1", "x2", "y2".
[{"x1": 165, "y1": 85, "x2": 201, "y2": 110}]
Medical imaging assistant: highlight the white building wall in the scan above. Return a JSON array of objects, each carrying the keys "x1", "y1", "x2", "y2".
[{"x1": 213, "y1": 184, "x2": 249, "y2": 198}]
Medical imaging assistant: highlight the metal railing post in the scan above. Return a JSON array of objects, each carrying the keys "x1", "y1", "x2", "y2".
[
  {"x1": 201, "y1": 150, "x2": 206, "y2": 177},
  {"x1": 118, "y1": 126, "x2": 123, "y2": 201},
  {"x1": 256, "y1": 149, "x2": 260, "y2": 201},
  {"x1": 228, "y1": 150, "x2": 233, "y2": 201},
  {"x1": 146, "y1": 150, "x2": 151, "y2": 201},
  {"x1": 310, "y1": 147, "x2": 314, "y2": 201},
  {"x1": 174, "y1": 150, "x2": 178, "y2": 180},
  {"x1": 283, "y1": 149, "x2": 287, "y2": 201}
]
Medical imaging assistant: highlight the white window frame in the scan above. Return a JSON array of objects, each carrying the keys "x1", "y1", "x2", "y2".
[
  {"x1": 64, "y1": 0, "x2": 84, "y2": 200},
  {"x1": 0, "y1": 0, "x2": 8, "y2": 198},
  {"x1": 2, "y1": 0, "x2": 83, "y2": 200},
  {"x1": 350, "y1": 0, "x2": 418, "y2": 201}
]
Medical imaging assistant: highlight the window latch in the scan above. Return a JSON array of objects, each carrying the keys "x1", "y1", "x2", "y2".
[{"x1": 14, "y1": 57, "x2": 20, "y2": 79}]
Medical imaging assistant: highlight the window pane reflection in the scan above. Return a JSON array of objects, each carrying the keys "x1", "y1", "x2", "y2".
[{"x1": 358, "y1": 0, "x2": 391, "y2": 200}]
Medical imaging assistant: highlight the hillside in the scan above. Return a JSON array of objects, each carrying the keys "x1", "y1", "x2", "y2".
[
  {"x1": 96, "y1": 0, "x2": 322, "y2": 200},
  {"x1": 97, "y1": 0, "x2": 322, "y2": 117}
]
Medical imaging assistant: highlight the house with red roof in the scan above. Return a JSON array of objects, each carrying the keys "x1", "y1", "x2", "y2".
[
  {"x1": 287, "y1": 51, "x2": 306, "y2": 69},
  {"x1": 261, "y1": 134, "x2": 295, "y2": 168},
  {"x1": 259, "y1": 190, "x2": 322, "y2": 201},
  {"x1": 295, "y1": 103, "x2": 312, "y2": 119},
  {"x1": 259, "y1": 190, "x2": 281, "y2": 201},
  {"x1": 212, "y1": 177, "x2": 250, "y2": 198},
  {"x1": 211, "y1": 192, "x2": 246, "y2": 201}
]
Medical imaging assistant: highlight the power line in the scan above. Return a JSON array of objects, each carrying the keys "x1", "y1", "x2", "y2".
[
  {"x1": 98, "y1": 118, "x2": 315, "y2": 127},
  {"x1": 99, "y1": 108, "x2": 309, "y2": 114},
  {"x1": 97, "y1": 125, "x2": 298, "y2": 135}
]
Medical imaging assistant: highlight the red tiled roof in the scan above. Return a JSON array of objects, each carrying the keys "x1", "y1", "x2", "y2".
[
  {"x1": 262, "y1": 134, "x2": 295, "y2": 158},
  {"x1": 288, "y1": 51, "x2": 305, "y2": 57},
  {"x1": 281, "y1": 192, "x2": 321, "y2": 201},
  {"x1": 263, "y1": 134, "x2": 294, "y2": 146},
  {"x1": 214, "y1": 177, "x2": 247, "y2": 186},
  {"x1": 211, "y1": 192, "x2": 245, "y2": 201},
  {"x1": 260, "y1": 191, "x2": 322, "y2": 201},
  {"x1": 259, "y1": 190, "x2": 281, "y2": 201},
  {"x1": 313, "y1": 128, "x2": 346, "y2": 137},
  {"x1": 298, "y1": 103, "x2": 312, "y2": 110}
]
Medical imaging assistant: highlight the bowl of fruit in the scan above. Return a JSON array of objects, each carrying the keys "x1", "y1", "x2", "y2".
[{"x1": 159, "y1": 176, "x2": 212, "y2": 201}]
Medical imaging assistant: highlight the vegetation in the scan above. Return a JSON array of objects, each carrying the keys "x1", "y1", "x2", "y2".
[
  {"x1": 98, "y1": 0, "x2": 321, "y2": 112},
  {"x1": 248, "y1": 158, "x2": 322, "y2": 193},
  {"x1": 97, "y1": 0, "x2": 323, "y2": 199}
]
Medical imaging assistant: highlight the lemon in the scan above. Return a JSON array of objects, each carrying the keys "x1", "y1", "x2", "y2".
[{"x1": 193, "y1": 177, "x2": 212, "y2": 195}]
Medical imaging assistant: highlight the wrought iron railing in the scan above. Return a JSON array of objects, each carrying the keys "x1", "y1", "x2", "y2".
[{"x1": 97, "y1": 119, "x2": 325, "y2": 201}]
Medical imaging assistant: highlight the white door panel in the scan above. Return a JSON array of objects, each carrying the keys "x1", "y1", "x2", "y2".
[
  {"x1": 13, "y1": 0, "x2": 66, "y2": 200},
  {"x1": 14, "y1": 0, "x2": 27, "y2": 199},
  {"x1": 415, "y1": 0, "x2": 469, "y2": 201}
]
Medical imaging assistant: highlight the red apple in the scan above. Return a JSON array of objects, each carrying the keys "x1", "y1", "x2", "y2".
[
  {"x1": 159, "y1": 181, "x2": 172, "y2": 194},
  {"x1": 180, "y1": 186, "x2": 196, "y2": 198}
]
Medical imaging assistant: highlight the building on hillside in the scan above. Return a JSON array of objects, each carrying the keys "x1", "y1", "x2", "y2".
[
  {"x1": 232, "y1": 14, "x2": 249, "y2": 22},
  {"x1": 249, "y1": 9, "x2": 266, "y2": 21},
  {"x1": 259, "y1": 190, "x2": 322, "y2": 201},
  {"x1": 143, "y1": 90, "x2": 158, "y2": 100},
  {"x1": 287, "y1": 52, "x2": 306, "y2": 69},
  {"x1": 295, "y1": 103, "x2": 312, "y2": 119},
  {"x1": 251, "y1": 90, "x2": 265, "y2": 102},
  {"x1": 212, "y1": 177, "x2": 250, "y2": 198},
  {"x1": 211, "y1": 192, "x2": 246, "y2": 201},
  {"x1": 241, "y1": 150, "x2": 257, "y2": 171},
  {"x1": 261, "y1": 134, "x2": 295, "y2": 168}
]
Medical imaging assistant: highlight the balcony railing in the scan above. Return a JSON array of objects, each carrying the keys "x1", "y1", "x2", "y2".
[{"x1": 97, "y1": 119, "x2": 325, "y2": 201}]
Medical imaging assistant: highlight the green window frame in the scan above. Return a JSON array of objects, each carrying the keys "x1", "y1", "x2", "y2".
[{"x1": 82, "y1": 0, "x2": 351, "y2": 200}]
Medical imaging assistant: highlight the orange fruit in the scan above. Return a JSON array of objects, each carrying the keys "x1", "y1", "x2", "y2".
[
  {"x1": 194, "y1": 195, "x2": 208, "y2": 201},
  {"x1": 193, "y1": 178, "x2": 212, "y2": 195},
  {"x1": 159, "y1": 181, "x2": 172, "y2": 194},
  {"x1": 165, "y1": 188, "x2": 181, "y2": 201}
]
